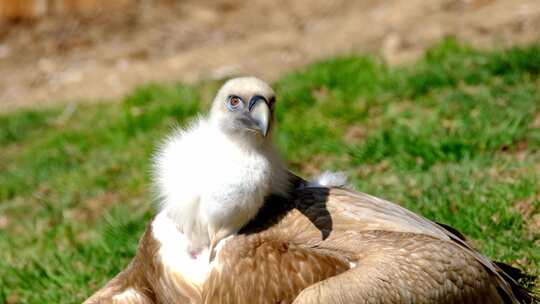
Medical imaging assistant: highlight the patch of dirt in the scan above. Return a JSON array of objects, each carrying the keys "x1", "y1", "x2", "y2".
[
  {"x1": 531, "y1": 113, "x2": 540, "y2": 128},
  {"x1": 343, "y1": 125, "x2": 366, "y2": 143},
  {"x1": 0, "y1": 214, "x2": 9, "y2": 229},
  {"x1": 64, "y1": 191, "x2": 122, "y2": 222},
  {"x1": 528, "y1": 214, "x2": 540, "y2": 234},
  {"x1": 513, "y1": 193, "x2": 540, "y2": 240},
  {"x1": 1, "y1": 0, "x2": 540, "y2": 112}
]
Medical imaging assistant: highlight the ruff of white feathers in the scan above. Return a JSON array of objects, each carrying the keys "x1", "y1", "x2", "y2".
[{"x1": 152, "y1": 117, "x2": 289, "y2": 252}]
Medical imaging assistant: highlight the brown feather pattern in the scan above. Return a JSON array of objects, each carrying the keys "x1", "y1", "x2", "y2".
[{"x1": 85, "y1": 186, "x2": 537, "y2": 303}]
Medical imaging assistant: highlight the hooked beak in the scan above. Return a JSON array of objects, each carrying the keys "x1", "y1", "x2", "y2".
[{"x1": 244, "y1": 97, "x2": 271, "y2": 136}]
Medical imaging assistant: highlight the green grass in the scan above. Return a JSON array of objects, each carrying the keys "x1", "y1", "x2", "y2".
[{"x1": 1, "y1": 39, "x2": 539, "y2": 303}]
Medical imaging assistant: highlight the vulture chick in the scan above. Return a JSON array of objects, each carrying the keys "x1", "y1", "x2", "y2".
[{"x1": 153, "y1": 77, "x2": 289, "y2": 258}]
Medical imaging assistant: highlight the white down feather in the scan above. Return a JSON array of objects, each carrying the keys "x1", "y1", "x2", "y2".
[{"x1": 153, "y1": 117, "x2": 289, "y2": 253}]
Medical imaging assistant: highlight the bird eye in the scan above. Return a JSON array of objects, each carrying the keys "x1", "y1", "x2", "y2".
[
  {"x1": 230, "y1": 97, "x2": 240, "y2": 106},
  {"x1": 226, "y1": 96, "x2": 243, "y2": 111}
]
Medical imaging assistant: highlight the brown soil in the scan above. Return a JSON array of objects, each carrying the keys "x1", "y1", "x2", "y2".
[{"x1": 1, "y1": 0, "x2": 540, "y2": 112}]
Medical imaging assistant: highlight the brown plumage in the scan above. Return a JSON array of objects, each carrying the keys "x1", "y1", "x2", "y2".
[{"x1": 85, "y1": 177, "x2": 537, "y2": 304}]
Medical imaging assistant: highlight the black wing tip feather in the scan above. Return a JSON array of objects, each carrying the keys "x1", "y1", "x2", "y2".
[
  {"x1": 435, "y1": 222, "x2": 468, "y2": 241},
  {"x1": 494, "y1": 261, "x2": 539, "y2": 304}
]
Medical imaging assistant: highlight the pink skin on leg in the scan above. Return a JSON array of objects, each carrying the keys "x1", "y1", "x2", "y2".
[
  {"x1": 189, "y1": 248, "x2": 203, "y2": 259},
  {"x1": 187, "y1": 242, "x2": 205, "y2": 259}
]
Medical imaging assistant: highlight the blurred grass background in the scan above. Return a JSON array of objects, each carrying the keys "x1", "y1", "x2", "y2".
[{"x1": 0, "y1": 40, "x2": 540, "y2": 303}]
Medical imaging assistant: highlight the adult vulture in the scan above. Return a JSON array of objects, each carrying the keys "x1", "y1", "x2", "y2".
[
  {"x1": 85, "y1": 77, "x2": 536, "y2": 303},
  {"x1": 85, "y1": 174, "x2": 536, "y2": 303}
]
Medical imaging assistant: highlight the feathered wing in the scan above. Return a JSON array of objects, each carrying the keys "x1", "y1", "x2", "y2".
[
  {"x1": 83, "y1": 268, "x2": 154, "y2": 304},
  {"x1": 292, "y1": 231, "x2": 505, "y2": 304},
  {"x1": 85, "y1": 184, "x2": 537, "y2": 303},
  {"x1": 228, "y1": 186, "x2": 534, "y2": 304},
  {"x1": 203, "y1": 233, "x2": 351, "y2": 304},
  {"x1": 290, "y1": 188, "x2": 535, "y2": 303}
]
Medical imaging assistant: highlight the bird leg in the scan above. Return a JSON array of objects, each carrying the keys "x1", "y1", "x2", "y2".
[
  {"x1": 208, "y1": 229, "x2": 230, "y2": 263},
  {"x1": 208, "y1": 238, "x2": 218, "y2": 263}
]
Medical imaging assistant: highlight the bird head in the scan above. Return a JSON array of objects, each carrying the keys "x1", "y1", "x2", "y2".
[{"x1": 209, "y1": 77, "x2": 276, "y2": 142}]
